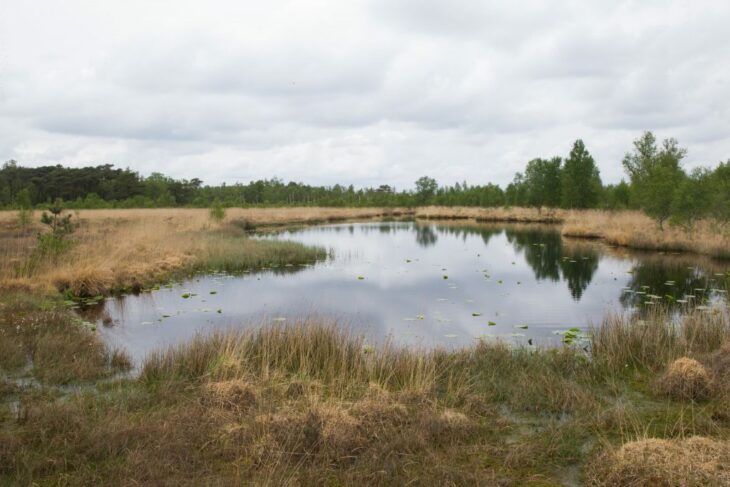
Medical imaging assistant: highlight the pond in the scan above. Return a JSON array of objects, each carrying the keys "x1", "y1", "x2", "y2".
[{"x1": 89, "y1": 221, "x2": 729, "y2": 363}]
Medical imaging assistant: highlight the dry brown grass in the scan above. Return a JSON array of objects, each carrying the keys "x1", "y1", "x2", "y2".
[
  {"x1": 414, "y1": 206, "x2": 730, "y2": 257},
  {"x1": 3, "y1": 313, "x2": 730, "y2": 485},
  {"x1": 2, "y1": 207, "x2": 726, "y2": 297},
  {"x1": 0, "y1": 207, "x2": 405, "y2": 295},
  {"x1": 415, "y1": 205, "x2": 564, "y2": 223},
  {"x1": 657, "y1": 357, "x2": 713, "y2": 401},
  {"x1": 587, "y1": 436, "x2": 730, "y2": 486},
  {"x1": 561, "y1": 209, "x2": 730, "y2": 258}
]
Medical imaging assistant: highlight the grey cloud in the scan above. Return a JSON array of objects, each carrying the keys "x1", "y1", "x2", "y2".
[{"x1": 1, "y1": 0, "x2": 730, "y2": 188}]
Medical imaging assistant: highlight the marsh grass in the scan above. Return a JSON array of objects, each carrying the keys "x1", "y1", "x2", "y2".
[
  {"x1": 414, "y1": 206, "x2": 730, "y2": 258},
  {"x1": 591, "y1": 309, "x2": 730, "y2": 374},
  {"x1": 0, "y1": 207, "x2": 402, "y2": 296},
  {"x1": 1, "y1": 207, "x2": 729, "y2": 484},
  {"x1": 141, "y1": 322, "x2": 442, "y2": 398},
  {"x1": 195, "y1": 231, "x2": 328, "y2": 275},
  {"x1": 1, "y1": 207, "x2": 726, "y2": 298},
  {"x1": 560, "y1": 210, "x2": 730, "y2": 259},
  {"x1": 0, "y1": 292, "x2": 131, "y2": 384},
  {"x1": 2, "y1": 307, "x2": 730, "y2": 485}
]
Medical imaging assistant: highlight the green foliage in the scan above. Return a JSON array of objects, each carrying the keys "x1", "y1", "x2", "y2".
[
  {"x1": 16, "y1": 208, "x2": 32, "y2": 229},
  {"x1": 414, "y1": 176, "x2": 438, "y2": 204},
  {"x1": 15, "y1": 188, "x2": 33, "y2": 228},
  {"x1": 34, "y1": 201, "x2": 76, "y2": 259},
  {"x1": 601, "y1": 181, "x2": 631, "y2": 210},
  {"x1": 41, "y1": 201, "x2": 76, "y2": 237},
  {"x1": 209, "y1": 198, "x2": 226, "y2": 222},
  {"x1": 561, "y1": 139, "x2": 602, "y2": 209},
  {"x1": 505, "y1": 172, "x2": 528, "y2": 207},
  {"x1": 1, "y1": 135, "x2": 727, "y2": 224},
  {"x1": 623, "y1": 132, "x2": 687, "y2": 228},
  {"x1": 34, "y1": 232, "x2": 74, "y2": 259},
  {"x1": 708, "y1": 161, "x2": 730, "y2": 226},
  {"x1": 622, "y1": 131, "x2": 658, "y2": 182},
  {"x1": 524, "y1": 157, "x2": 562, "y2": 209},
  {"x1": 670, "y1": 168, "x2": 712, "y2": 234}
]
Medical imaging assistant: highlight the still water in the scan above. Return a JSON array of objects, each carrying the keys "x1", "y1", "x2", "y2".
[{"x1": 92, "y1": 221, "x2": 729, "y2": 362}]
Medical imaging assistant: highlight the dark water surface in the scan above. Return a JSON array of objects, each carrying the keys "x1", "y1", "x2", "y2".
[{"x1": 91, "y1": 221, "x2": 729, "y2": 362}]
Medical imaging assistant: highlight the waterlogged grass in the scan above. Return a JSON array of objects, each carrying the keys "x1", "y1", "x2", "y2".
[
  {"x1": 2, "y1": 307, "x2": 730, "y2": 485},
  {"x1": 0, "y1": 292, "x2": 131, "y2": 384},
  {"x1": 194, "y1": 232, "x2": 328, "y2": 275}
]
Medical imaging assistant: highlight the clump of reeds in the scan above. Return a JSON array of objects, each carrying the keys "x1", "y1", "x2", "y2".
[
  {"x1": 141, "y1": 322, "x2": 441, "y2": 397},
  {"x1": 590, "y1": 308, "x2": 730, "y2": 374}
]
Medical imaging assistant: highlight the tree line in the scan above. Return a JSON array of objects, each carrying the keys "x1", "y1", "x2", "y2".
[{"x1": 2, "y1": 131, "x2": 728, "y2": 230}]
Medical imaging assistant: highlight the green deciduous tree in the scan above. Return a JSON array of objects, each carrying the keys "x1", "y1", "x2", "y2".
[
  {"x1": 670, "y1": 168, "x2": 712, "y2": 234},
  {"x1": 623, "y1": 132, "x2": 687, "y2": 229},
  {"x1": 414, "y1": 176, "x2": 438, "y2": 204},
  {"x1": 601, "y1": 181, "x2": 631, "y2": 210},
  {"x1": 505, "y1": 172, "x2": 528, "y2": 207},
  {"x1": 708, "y1": 161, "x2": 730, "y2": 231},
  {"x1": 524, "y1": 157, "x2": 562, "y2": 209}
]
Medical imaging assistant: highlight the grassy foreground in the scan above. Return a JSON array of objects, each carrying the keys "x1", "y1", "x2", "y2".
[
  {"x1": 1, "y1": 207, "x2": 729, "y2": 485},
  {"x1": 1, "y1": 303, "x2": 729, "y2": 485}
]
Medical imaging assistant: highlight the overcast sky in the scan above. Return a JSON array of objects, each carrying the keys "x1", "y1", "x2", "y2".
[{"x1": 1, "y1": 1, "x2": 729, "y2": 189}]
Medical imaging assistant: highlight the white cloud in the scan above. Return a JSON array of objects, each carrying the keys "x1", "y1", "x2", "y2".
[{"x1": 1, "y1": 0, "x2": 729, "y2": 188}]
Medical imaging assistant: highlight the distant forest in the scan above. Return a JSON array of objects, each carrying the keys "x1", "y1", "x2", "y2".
[{"x1": 2, "y1": 131, "x2": 728, "y2": 229}]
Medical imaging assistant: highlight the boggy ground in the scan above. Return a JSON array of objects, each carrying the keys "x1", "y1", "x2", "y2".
[
  {"x1": 1, "y1": 207, "x2": 729, "y2": 485},
  {"x1": 1, "y1": 302, "x2": 730, "y2": 486}
]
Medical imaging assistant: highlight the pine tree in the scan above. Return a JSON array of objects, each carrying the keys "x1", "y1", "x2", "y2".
[{"x1": 561, "y1": 140, "x2": 601, "y2": 209}]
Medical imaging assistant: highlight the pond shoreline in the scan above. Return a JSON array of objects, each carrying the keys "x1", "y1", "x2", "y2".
[
  {"x1": 1, "y1": 209, "x2": 729, "y2": 485},
  {"x1": 413, "y1": 207, "x2": 730, "y2": 259}
]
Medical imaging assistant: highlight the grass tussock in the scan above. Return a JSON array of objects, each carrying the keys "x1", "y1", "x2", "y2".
[
  {"x1": 657, "y1": 357, "x2": 713, "y2": 401},
  {"x1": 141, "y1": 322, "x2": 441, "y2": 397},
  {"x1": 587, "y1": 436, "x2": 730, "y2": 486}
]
